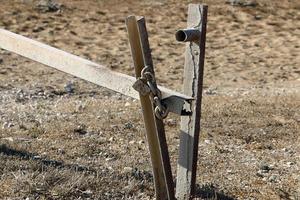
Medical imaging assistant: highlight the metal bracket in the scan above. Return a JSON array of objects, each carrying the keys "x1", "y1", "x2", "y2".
[{"x1": 133, "y1": 78, "x2": 193, "y2": 116}]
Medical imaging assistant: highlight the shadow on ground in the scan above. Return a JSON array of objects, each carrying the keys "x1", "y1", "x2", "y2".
[
  {"x1": 193, "y1": 184, "x2": 236, "y2": 200},
  {"x1": 0, "y1": 144, "x2": 95, "y2": 173}
]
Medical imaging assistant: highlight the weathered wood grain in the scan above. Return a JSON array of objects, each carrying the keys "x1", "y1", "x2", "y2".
[
  {"x1": 0, "y1": 28, "x2": 192, "y2": 115},
  {"x1": 126, "y1": 16, "x2": 169, "y2": 200},
  {"x1": 176, "y1": 4, "x2": 208, "y2": 200},
  {"x1": 137, "y1": 17, "x2": 175, "y2": 200}
]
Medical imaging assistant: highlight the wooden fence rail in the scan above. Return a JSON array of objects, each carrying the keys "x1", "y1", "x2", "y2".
[
  {"x1": 0, "y1": 3, "x2": 207, "y2": 199},
  {"x1": 0, "y1": 28, "x2": 192, "y2": 116}
]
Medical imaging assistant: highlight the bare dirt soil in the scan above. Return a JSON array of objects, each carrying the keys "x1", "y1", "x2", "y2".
[{"x1": 0, "y1": 0, "x2": 299, "y2": 199}]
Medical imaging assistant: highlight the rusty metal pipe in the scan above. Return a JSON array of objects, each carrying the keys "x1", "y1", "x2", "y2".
[{"x1": 175, "y1": 29, "x2": 200, "y2": 42}]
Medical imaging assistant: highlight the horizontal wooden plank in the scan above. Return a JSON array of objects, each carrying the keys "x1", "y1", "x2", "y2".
[{"x1": 0, "y1": 28, "x2": 193, "y2": 114}]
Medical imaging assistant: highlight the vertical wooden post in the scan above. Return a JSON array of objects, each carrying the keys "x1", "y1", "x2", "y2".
[
  {"x1": 176, "y1": 4, "x2": 208, "y2": 200},
  {"x1": 137, "y1": 17, "x2": 175, "y2": 200},
  {"x1": 126, "y1": 16, "x2": 174, "y2": 200}
]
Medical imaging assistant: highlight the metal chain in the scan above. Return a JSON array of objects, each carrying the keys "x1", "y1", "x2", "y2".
[{"x1": 141, "y1": 66, "x2": 169, "y2": 120}]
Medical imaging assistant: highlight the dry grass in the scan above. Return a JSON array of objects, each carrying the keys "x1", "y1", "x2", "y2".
[{"x1": 0, "y1": 0, "x2": 299, "y2": 199}]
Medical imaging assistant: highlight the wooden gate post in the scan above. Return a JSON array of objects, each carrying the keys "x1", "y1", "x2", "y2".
[
  {"x1": 126, "y1": 16, "x2": 175, "y2": 200},
  {"x1": 137, "y1": 17, "x2": 175, "y2": 200},
  {"x1": 176, "y1": 4, "x2": 208, "y2": 200}
]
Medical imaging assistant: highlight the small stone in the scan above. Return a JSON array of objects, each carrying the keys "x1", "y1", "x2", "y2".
[
  {"x1": 255, "y1": 15, "x2": 262, "y2": 20},
  {"x1": 41, "y1": 152, "x2": 47, "y2": 156},
  {"x1": 260, "y1": 169, "x2": 269, "y2": 174},
  {"x1": 82, "y1": 190, "x2": 93, "y2": 196},
  {"x1": 257, "y1": 163, "x2": 274, "y2": 176},
  {"x1": 16, "y1": 89, "x2": 26, "y2": 102},
  {"x1": 58, "y1": 148, "x2": 65, "y2": 154},
  {"x1": 286, "y1": 162, "x2": 294, "y2": 167},
  {"x1": 204, "y1": 139, "x2": 211, "y2": 144},
  {"x1": 105, "y1": 157, "x2": 114, "y2": 162},
  {"x1": 74, "y1": 125, "x2": 87, "y2": 135},
  {"x1": 268, "y1": 175, "x2": 277, "y2": 182},
  {"x1": 32, "y1": 26, "x2": 45, "y2": 33},
  {"x1": 129, "y1": 140, "x2": 135, "y2": 144},
  {"x1": 256, "y1": 171, "x2": 265, "y2": 178},
  {"x1": 64, "y1": 82, "x2": 75, "y2": 94},
  {"x1": 262, "y1": 177, "x2": 268, "y2": 182},
  {"x1": 204, "y1": 88, "x2": 217, "y2": 95},
  {"x1": 76, "y1": 104, "x2": 85, "y2": 112},
  {"x1": 125, "y1": 102, "x2": 131, "y2": 107},
  {"x1": 37, "y1": 0, "x2": 62, "y2": 12},
  {"x1": 124, "y1": 122, "x2": 134, "y2": 129},
  {"x1": 108, "y1": 167, "x2": 113, "y2": 171},
  {"x1": 138, "y1": 140, "x2": 144, "y2": 145},
  {"x1": 259, "y1": 163, "x2": 272, "y2": 172},
  {"x1": 33, "y1": 155, "x2": 42, "y2": 159},
  {"x1": 123, "y1": 167, "x2": 133, "y2": 173},
  {"x1": 2, "y1": 122, "x2": 14, "y2": 129}
]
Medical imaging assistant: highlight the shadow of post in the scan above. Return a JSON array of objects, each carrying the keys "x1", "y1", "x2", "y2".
[
  {"x1": 193, "y1": 184, "x2": 236, "y2": 200},
  {"x1": 0, "y1": 144, "x2": 96, "y2": 173}
]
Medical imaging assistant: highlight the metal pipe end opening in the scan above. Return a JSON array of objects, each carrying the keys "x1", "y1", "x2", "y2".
[{"x1": 175, "y1": 30, "x2": 187, "y2": 42}]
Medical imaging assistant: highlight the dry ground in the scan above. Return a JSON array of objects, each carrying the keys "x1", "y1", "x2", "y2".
[{"x1": 0, "y1": 0, "x2": 299, "y2": 199}]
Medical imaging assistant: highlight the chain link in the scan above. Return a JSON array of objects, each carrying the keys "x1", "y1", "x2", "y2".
[{"x1": 140, "y1": 66, "x2": 169, "y2": 119}]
